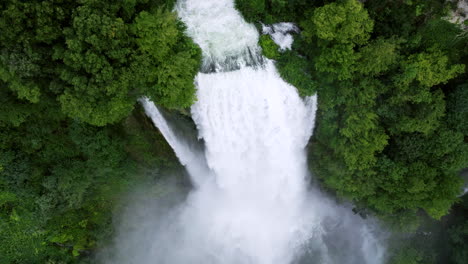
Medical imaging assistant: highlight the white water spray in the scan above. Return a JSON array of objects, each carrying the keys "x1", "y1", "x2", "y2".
[
  {"x1": 105, "y1": 0, "x2": 386, "y2": 263},
  {"x1": 140, "y1": 98, "x2": 211, "y2": 186},
  {"x1": 262, "y1": 22, "x2": 299, "y2": 51}
]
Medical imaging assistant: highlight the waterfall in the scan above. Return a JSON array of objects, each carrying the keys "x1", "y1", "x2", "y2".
[
  {"x1": 106, "y1": 1, "x2": 386, "y2": 263},
  {"x1": 139, "y1": 97, "x2": 211, "y2": 186}
]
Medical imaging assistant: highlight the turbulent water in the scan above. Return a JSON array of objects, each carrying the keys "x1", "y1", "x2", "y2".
[
  {"x1": 262, "y1": 22, "x2": 299, "y2": 51},
  {"x1": 176, "y1": 0, "x2": 262, "y2": 72},
  {"x1": 105, "y1": 0, "x2": 386, "y2": 263}
]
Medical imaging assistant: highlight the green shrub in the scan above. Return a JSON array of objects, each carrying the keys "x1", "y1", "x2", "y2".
[
  {"x1": 276, "y1": 51, "x2": 317, "y2": 96},
  {"x1": 259, "y1": 35, "x2": 281, "y2": 59}
]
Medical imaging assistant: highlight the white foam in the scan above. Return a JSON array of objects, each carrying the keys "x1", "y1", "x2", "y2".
[
  {"x1": 175, "y1": 0, "x2": 261, "y2": 71},
  {"x1": 262, "y1": 22, "x2": 299, "y2": 51},
  {"x1": 447, "y1": 0, "x2": 468, "y2": 28}
]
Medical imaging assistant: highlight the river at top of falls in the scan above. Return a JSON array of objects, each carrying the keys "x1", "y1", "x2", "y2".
[
  {"x1": 103, "y1": 0, "x2": 387, "y2": 263},
  {"x1": 176, "y1": 0, "x2": 262, "y2": 72}
]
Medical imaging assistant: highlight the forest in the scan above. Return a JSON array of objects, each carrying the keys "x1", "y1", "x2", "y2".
[{"x1": 1, "y1": 0, "x2": 467, "y2": 263}]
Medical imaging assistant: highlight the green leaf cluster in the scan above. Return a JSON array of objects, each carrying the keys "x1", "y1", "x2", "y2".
[
  {"x1": 259, "y1": 35, "x2": 281, "y2": 60},
  {"x1": 0, "y1": 86, "x2": 181, "y2": 262},
  {"x1": 298, "y1": 0, "x2": 468, "y2": 221},
  {"x1": 0, "y1": 0, "x2": 201, "y2": 126},
  {"x1": 235, "y1": 0, "x2": 318, "y2": 24}
]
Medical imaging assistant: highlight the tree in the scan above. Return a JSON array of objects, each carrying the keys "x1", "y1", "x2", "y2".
[
  {"x1": 357, "y1": 37, "x2": 399, "y2": 76},
  {"x1": 235, "y1": 0, "x2": 319, "y2": 24},
  {"x1": 301, "y1": 0, "x2": 374, "y2": 80},
  {"x1": 446, "y1": 84, "x2": 468, "y2": 135},
  {"x1": 302, "y1": 0, "x2": 373, "y2": 45},
  {"x1": 56, "y1": 2, "x2": 136, "y2": 125},
  {"x1": 304, "y1": 0, "x2": 467, "y2": 222},
  {"x1": 1, "y1": 0, "x2": 201, "y2": 126},
  {"x1": 132, "y1": 9, "x2": 201, "y2": 109},
  {"x1": 389, "y1": 247, "x2": 424, "y2": 264}
]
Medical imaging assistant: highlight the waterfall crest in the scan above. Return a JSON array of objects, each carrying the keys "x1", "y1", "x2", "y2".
[
  {"x1": 139, "y1": 97, "x2": 211, "y2": 186},
  {"x1": 175, "y1": 0, "x2": 263, "y2": 72}
]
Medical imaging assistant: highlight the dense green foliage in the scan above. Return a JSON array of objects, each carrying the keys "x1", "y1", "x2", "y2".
[
  {"x1": 389, "y1": 247, "x2": 424, "y2": 264},
  {"x1": 0, "y1": 0, "x2": 198, "y2": 262},
  {"x1": 387, "y1": 194, "x2": 468, "y2": 264},
  {"x1": 235, "y1": 0, "x2": 318, "y2": 24},
  {"x1": 295, "y1": 0, "x2": 467, "y2": 220},
  {"x1": 0, "y1": 0, "x2": 200, "y2": 126},
  {"x1": 447, "y1": 195, "x2": 468, "y2": 264},
  {"x1": 259, "y1": 35, "x2": 281, "y2": 60},
  {"x1": 276, "y1": 50, "x2": 316, "y2": 96},
  {"x1": 0, "y1": 88, "x2": 182, "y2": 262}
]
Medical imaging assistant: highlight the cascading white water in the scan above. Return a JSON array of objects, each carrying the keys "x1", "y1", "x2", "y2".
[
  {"x1": 105, "y1": 1, "x2": 386, "y2": 263},
  {"x1": 140, "y1": 97, "x2": 211, "y2": 186},
  {"x1": 188, "y1": 62, "x2": 318, "y2": 264},
  {"x1": 176, "y1": 0, "x2": 262, "y2": 72},
  {"x1": 262, "y1": 22, "x2": 299, "y2": 51}
]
